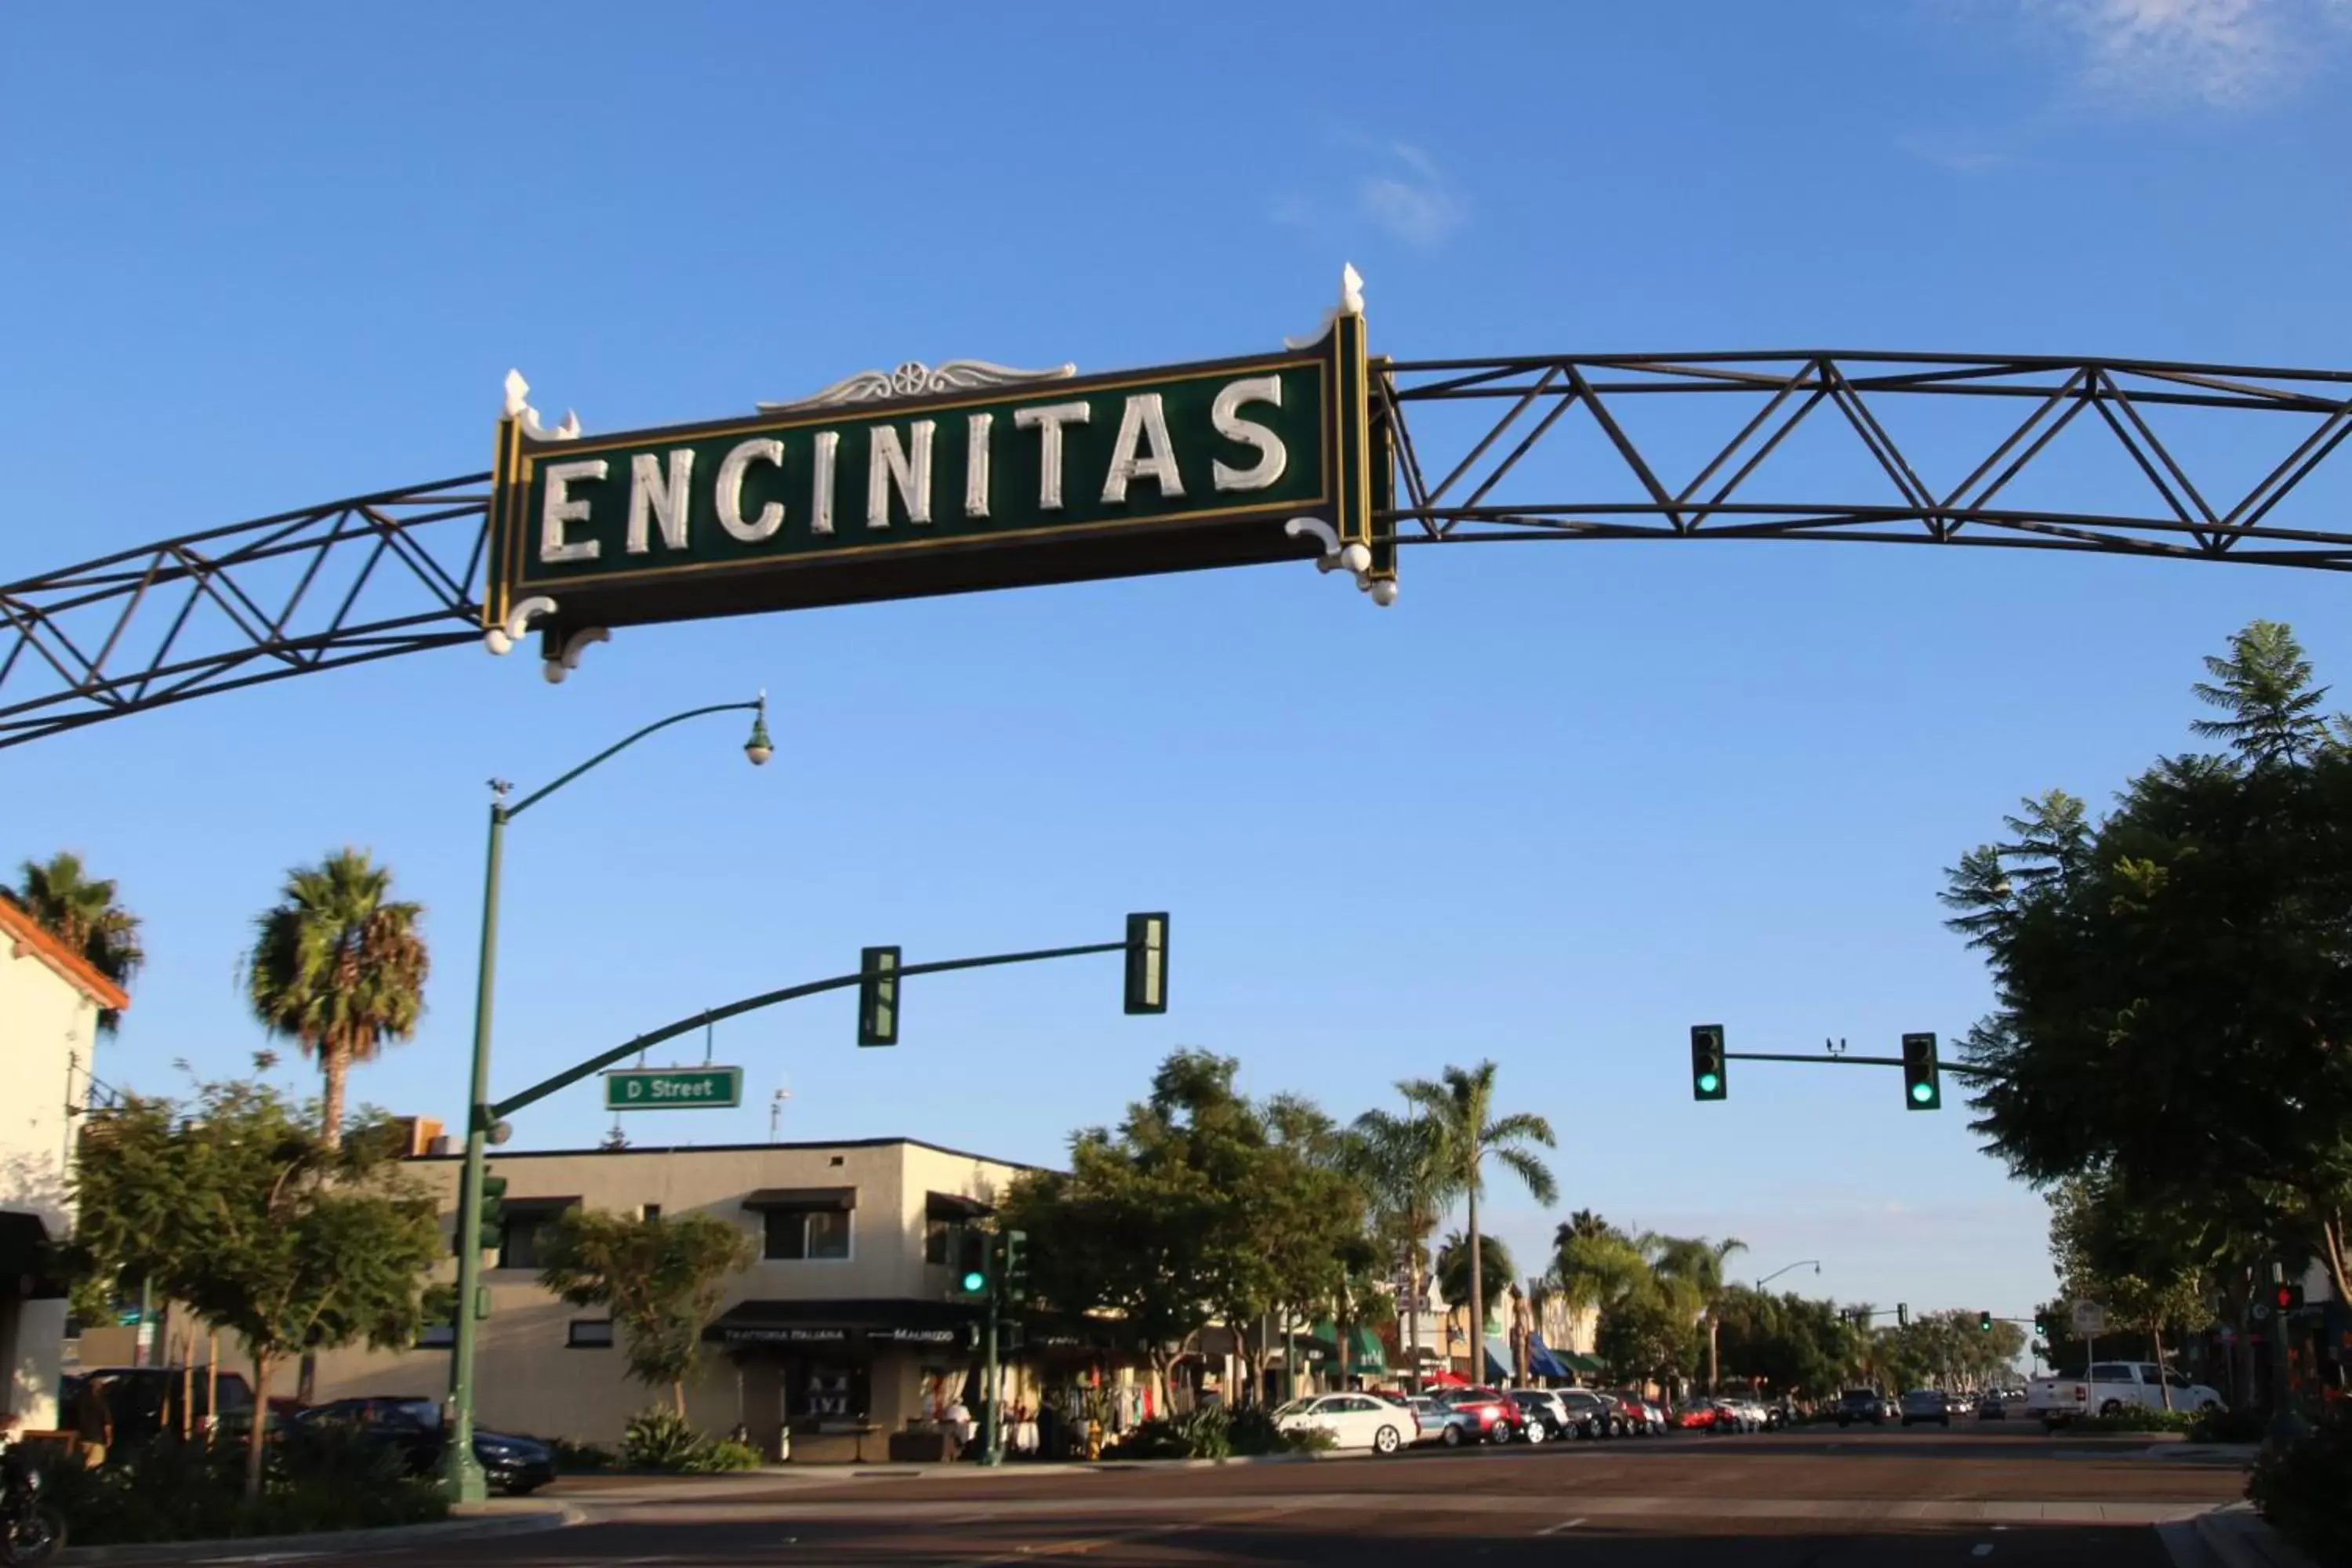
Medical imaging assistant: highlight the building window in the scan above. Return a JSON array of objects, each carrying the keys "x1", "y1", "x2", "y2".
[
  {"x1": 764, "y1": 1207, "x2": 851, "y2": 1261},
  {"x1": 498, "y1": 1214, "x2": 554, "y2": 1270},
  {"x1": 418, "y1": 1323, "x2": 456, "y2": 1348},
  {"x1": 568, "y1": 1319, "x2": 615, "y2": 1348},
  {"x1": 641, "y1": 1204, "x2": 661, "y2": 1221},
  {"x1": 924, "y1": 1219, "x2": 955, "y2": 1265}
]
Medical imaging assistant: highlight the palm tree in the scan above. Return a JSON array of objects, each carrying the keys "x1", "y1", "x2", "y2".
[
  {"x1": 1551, "y1": 1214, "x2": 1650, "y2": 1318},
  {"x1": 1351, "y1": 1105, "x2": 1459, "y2": 1387},
  {"x1": 14, "y1": 851, "x2": 143, "y2": 1033},
  {"x1": 1398, "y1": 1062, "x2": 1557, "y2": 1382},
  {"x1": 245, "y1": 848, "x2": 428, "y2": 1149},
  {"x1": 1644, "y1": 1233, "x2": 1747, "y2": 1392}
]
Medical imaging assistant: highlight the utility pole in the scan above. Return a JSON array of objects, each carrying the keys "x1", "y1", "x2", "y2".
[{"x1": 982, "y1": 1283, "x2": 1003, "y2": 1467}]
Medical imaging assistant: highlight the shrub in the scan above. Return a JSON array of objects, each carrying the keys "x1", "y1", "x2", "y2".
[
  {"x1": 547, "y1": 1436, "x2": 619, "y2": 1472},
  {"x1": 1224, "y1": 1405, "x2": 1288, "y2": 1457},
  {"x1": 2248, "y1": 1408, "x2": 2352, "y2": 1564},
  {"x1": 36, "y1": 1436, "x2": 444, "y2": 1546},
  {"x1": 2190, "y1": 1406, "x2": 2267, "y2": 1444},
  {"x1": 2066, "y1": 1408, "x2": 2198, "y2": 1434},
  {"x1": 621, "y1": 1407, "x2": 764, "y2": 1472}
]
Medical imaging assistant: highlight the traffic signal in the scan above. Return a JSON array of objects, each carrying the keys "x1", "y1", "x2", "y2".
[
  {"x1": 953, "y1": 1227, "x2": 989, "y2": 1298},
  {"x1": 999, "y1": 1229, "x2": 1029, "y2": 1296},
  {"x1": 1979, "y1": 1311, "x2": 1994, "y2": 1332},
  {"x1": 1690, "y1": 1024, "x2": 1727, "y2": 1102},
  {"x1": 858, "y1": 945, "x2": 900, "y2": 1047},
  {"x1": 1901, "y1": 1032, "x2": 1941, "y2": 1111},
  {"x1": 459, "y1": 1174, "x2": 507, "y2": 1254},
  {"x1": 2274, "y1": 1281, "x2": 2306, "y2": 1312},
  {"x1": 2034, "y1": 1311, "x2": 2052, "y2": 1340},
  {"x1": 1897, "y1": 1301, "x2": 1910, "y2": 1328},
  {"x1": 1124, "y1": 913, "x2": 1167, "y2": 1015}
]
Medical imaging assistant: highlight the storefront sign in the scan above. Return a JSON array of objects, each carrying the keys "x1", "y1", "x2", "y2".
[
  {"x1": 717, "y1": 1324, "x2": 851, "y2": 1346},
  {"x1": 603, "y1": 1066, "x2": 743, "y2": 1111},
  {"x1": 485, "y1": 284, "x2": 1385, "y2": 648}
]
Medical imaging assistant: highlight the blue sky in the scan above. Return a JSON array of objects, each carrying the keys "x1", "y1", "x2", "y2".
[{"x1": 7, "y1": 1, "x2": 2352, "y2": 1347}]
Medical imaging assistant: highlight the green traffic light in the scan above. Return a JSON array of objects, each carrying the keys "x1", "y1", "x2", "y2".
[
  {"x1": 960, "y1": 1270, "x2": 985, "y2": 1293},
  {"x1": 1697, "y1": 1072, "x2": 1721, "y2": 1094},
  {"x1": 1910, "y1": 1081, "x2": 1936, "y2": 1104}
]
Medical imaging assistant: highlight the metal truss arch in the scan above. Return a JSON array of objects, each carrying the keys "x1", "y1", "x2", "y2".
[{"x1": 5, "y1": 349, "x2": 2351, "y2": 751}]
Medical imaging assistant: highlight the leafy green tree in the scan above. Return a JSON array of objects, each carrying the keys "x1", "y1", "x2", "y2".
[
  {"x1": 13, "y1": 850, "x2": 143, "y2": 1033},
  {"x1": 1711, "y1": 1288, "x2": 1856, "y2": 1400},
  {"x1": 1944, "y1": 620, "x2": 2352, "y2": 1306},
  {"x1": 1596, "y1": 1277, "x2": 1697, "y2": 1389},
  {"x1": 245, "y1": 848, "x2": 429, "y2": 1149},
  {"x1": 1396, "y1": 1062, "x2": 1556, "y2": 1388},
  {"x1": 1551, "y1": 1213, "x2": 1649, "y2": 1319},
  {"x1": 2048, "y1": 1171, "x2": 2212, "y2": 1410},
  {"x1": 71, "y1": 1080, "x2": 442, "y2": 1498},
  {"x1": 538, "y1": 1208, "x2": 756, "y2": 1418}
]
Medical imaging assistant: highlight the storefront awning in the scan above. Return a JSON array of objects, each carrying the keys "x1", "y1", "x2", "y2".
[
  {"x1": 1527, "y1": 1333, "x2": 1571, "y2": 1381},
  {"x1": 924, "y1": 1191, "x2": 991, "y2": 1221},
  {"x1": 0, "y1": 1212, "x2": 67, "y2": 1299}
]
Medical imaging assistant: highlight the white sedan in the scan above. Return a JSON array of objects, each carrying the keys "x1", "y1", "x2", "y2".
[{"x1": 1273, "y1": 1393, "x2": 1412, "y2": 1454}]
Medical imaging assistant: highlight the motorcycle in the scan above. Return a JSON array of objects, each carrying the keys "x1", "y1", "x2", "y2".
[{"x1": 0, "y1": 1435, "x2": 66, "y2": 1566}]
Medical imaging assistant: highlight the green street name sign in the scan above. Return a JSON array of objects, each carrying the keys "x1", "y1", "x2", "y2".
[
  {"x1": 603, "y1": 1066, "x2": 744, "y2": 1112},
  {"x1": 486, "y1": 283, "x2": 1386, "y2": 645}
]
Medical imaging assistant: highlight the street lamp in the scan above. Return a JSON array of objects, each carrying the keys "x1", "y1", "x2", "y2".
[
  {"x1": 1755, "y1": 1260, "x2": 1822, "y2": 1293},
  {"x1": 441, "y1": 694, "x2": 769, "y2": 1502}
]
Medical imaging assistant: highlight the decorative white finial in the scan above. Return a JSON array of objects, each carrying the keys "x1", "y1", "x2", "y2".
[
  {"x1": 1283, "y1": 264, "x2": 1368, "y2": 350},
  {"x1": 485, "y1": 595, "x2": 559, "y2": 656},
  {"x1": 1283, "y1": 518, "x2": 1394, "y2": 606},
  {"x1": 501, "y1": 368, "x2": 581, "y2": 441},
  {"x1": 543, "y1": 626, "x2": 609, "y2": 684}
]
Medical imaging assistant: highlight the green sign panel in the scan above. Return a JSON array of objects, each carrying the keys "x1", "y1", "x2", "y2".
[
  {"x1": 603, "y1": 1066, "x2": 743, "y2": 1111},
  {"x1": 486, "y1": 292, "x2": 1386, "y2": 646}
]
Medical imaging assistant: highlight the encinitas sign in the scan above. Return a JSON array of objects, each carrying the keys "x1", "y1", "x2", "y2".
[{"x1": 485, "y1": 273, "x2": 1387, "y2": 652}]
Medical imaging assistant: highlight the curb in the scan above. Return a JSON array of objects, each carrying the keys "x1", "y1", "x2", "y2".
[
  {"x1": 2186, "y1": 1502, "x2": 2321, "y2": 1568},
  {"x1": 56, "y1": 1500, "x2": 582, "y2": 1565}
]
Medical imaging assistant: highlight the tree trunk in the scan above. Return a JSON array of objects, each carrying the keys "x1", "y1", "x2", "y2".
[
  {"x1": 1707, "y1": 1314, "x2": 1720, "y2": 1393},
  {"x1": 2153, "y1": 1324, "x2": 2173, "y2": 1412},
  {"x1": 245, "y1": 1348, "x2": 272, "y2": 1501},
  {"x1": 1467, "y1": 1179, "x2": 1484, "y2": 1386},
  {"x1": 1405, "y1": 1243, "x2": 1423, "y2": 1391},
  {"x1": 673, "y1": 1379, "x2": 688, "y2": 1421},
  {"x1": 320, "y1": 1046, "x2": 347, "y2": 1151}
]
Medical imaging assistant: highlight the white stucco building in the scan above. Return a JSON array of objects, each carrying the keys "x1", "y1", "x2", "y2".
[{"x1": 0, "y1": 895, "x2": 125, "y2": 1428}]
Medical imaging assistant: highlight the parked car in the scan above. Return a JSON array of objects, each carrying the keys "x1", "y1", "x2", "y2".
[
  {"x1": 1432, "y1": 1386, "x2": 1521, "y2": 1445},
  {"x1": 1834, "y1": 1388, "x2": 1888, "y2": 1428},
  {"x1": 1709, "y1": 1399, "x2": 1759, "y2": 1433},
  {"x1": 2026, "y1": 1363, "x2": 2225, "y2": 1429},
  {"x1": 1671, "y1": 1400, "x2": 1722, "y2": 1431},
  {"x1": 57, "y1": 1368, "x2": 256, "y2": 1449},
  {"x1": 1976, "y1": 1392, "x2": 2008, "y2": 1420},
  {"x1": 1899, "y1": 1388, "x2": 1952, "y2": 1428},
  {"x1": 1392, "y1": 1394, "x2": 1473, "y2": 1447},
  {"x1": 1506, "y1": 1390, "x2": 1568, "y2": 1443},
  {"x1": 290, "y1": 1397, "x2": 555, "y2": 1494},
  {"x1": 1607, "y1": 1391, "x2": 1667, "y2": 1435}
]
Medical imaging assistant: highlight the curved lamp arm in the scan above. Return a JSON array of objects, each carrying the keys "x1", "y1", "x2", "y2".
[{"x1": 508, "y1": 695, "x2": 768, "y2": 818}]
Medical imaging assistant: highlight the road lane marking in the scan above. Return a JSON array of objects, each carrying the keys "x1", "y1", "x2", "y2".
[
  {"x1": 1973, "y1": 1546, "x2": 1995, "y2": 1558},
  {"x1": 1537, "y1": 1516, "x2": 1587, "y2": 1535}
]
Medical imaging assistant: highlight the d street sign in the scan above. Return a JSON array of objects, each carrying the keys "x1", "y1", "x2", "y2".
[
  {"x1": 2070, "y1": 1300, "x2": 2107, "y2": 1336},
  {"x1": 485, "y1": 270, "x2": 1389, "y2": 654},
  {"x1": 604, "y1": 1066, "x2": 743, "y2": 1111}
]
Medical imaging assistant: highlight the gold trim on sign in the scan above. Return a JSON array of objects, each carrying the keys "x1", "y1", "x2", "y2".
[{"x1": 509, "y1": 358, "x2": 1335, "y2": 591}]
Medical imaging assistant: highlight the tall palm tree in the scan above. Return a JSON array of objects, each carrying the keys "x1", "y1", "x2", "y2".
[
  {"x1": 1351, "y1": 1105, "x2": 1459, "y2": 1387},
  {"x1": 14, "y1": 851, "x2": 143, "y2": 1033},
  {"x1": 1398, "y1": 1062, "x2": 1557, "y2": 1382},
  {"x1": 245, "y1": 848, "x2": 428, "y2": 1149},
  {"x1": 1644, "y1": 1233, "x2": 1747, "y2": 1392}
]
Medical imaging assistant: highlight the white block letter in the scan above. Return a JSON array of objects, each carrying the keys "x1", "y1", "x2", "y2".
[
  {"x1": 626, "y1": 449, "x2": 695, "y2": 555},
  {"x1": 1212, "y1": 376, "x2": 1287, "y2": 492},
  {"x1": 1014, "y1": 401, "x2": 1092, "y2": 511},
  {"x1": 965, "y1": 412, "x2": 993, "y2": 518},
  {"x1": 715, "y1": 438, "x2": 786, "y2": 543},
  {"x1": 539, "y1": 458, "x2": 608, "y2": 564},
  {"x1": 1102, "y1": 392, "x2": 1185, "y2": 504},
  {"x1": 866, "y1": 420, "x2": 935, "y2": 530},
  {"x1": 811, "y1": 430, "x2": 840, "y2": 536}
]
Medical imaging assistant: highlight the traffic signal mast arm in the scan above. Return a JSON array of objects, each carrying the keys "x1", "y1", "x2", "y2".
[
  {"x1": 488, "y1": 926, "x2": 1151, "y2": 1123},
  {"x1": 1722, "y1": 1051, "x2": 2001, "y2": 1076}
]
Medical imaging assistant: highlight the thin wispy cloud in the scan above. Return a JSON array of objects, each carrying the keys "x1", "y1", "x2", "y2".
[
  {"x1": 1359, "y1": 141, "x2": 1466, "y2": 246},
  {"x1": 2029, "y1": 0, "x2": 2348, "y2": 108}
]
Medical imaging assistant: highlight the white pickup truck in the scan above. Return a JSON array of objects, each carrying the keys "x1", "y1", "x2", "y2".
[{"x1": 2027, "y1": 1360, "x2": 2226, "y2": 1428}]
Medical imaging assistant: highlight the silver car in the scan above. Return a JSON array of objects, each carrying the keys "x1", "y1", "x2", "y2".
[{"x1": 1900, "y1": 1388, "x2": 1952, "y2": 1428}]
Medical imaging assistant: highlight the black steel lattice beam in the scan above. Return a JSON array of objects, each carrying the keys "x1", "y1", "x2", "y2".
[{"x1": 5, "y1": 350, "x2": 2351, "y2": 750}]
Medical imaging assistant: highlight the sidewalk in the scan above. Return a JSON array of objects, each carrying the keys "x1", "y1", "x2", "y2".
[
  {"x1": 2157, "y1": 1502, "x2": 2321, "y2": 1568},
  {"x1": 56, "y1": 1497, "x2": 579, "y2": 1566}
]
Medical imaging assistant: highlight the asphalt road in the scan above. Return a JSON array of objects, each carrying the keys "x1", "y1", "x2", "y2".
[{"x1": 326, "y1": 1425, "x2": 2250, "y2": 1568}]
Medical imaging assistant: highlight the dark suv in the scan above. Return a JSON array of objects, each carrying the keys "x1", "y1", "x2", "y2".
[
  {"x1": 59, "y1": 1367, "x2": 256, "y2": 1447},
  {"x1": 1835, "y1": 1388, "x2": 1888, "y2": 1427},
  {"x1": 292, "y1": 1397, "x2": 554, "y2": 1495}
]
